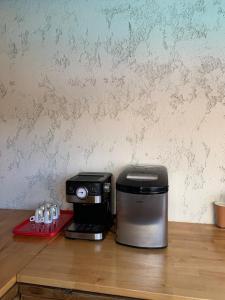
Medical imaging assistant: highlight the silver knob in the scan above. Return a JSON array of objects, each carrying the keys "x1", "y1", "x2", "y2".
[{"x1": 103, "y1": 183, "x2": 111, "y2": 193}]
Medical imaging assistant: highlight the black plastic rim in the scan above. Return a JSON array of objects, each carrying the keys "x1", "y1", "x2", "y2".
[{"x1": 116, "y1": 183, "x2": 168, "y2": 195}]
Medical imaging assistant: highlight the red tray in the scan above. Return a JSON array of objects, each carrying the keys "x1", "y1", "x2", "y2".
[{"x1": 12, "y1": 210, "x2": 73, "y2": 237}]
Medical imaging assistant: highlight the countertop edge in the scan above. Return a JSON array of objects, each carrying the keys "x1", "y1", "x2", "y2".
[
  {"x1": 17, "y1": 274, "x2": 204, "y2": 300},
  {"x1": 0, "y1": 276, "x2": 16, "y2": 298}
]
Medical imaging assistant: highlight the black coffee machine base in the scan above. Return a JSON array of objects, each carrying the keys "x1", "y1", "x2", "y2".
[{"x1": 64, "y1": 222, "x2": 105, "y2": 241}]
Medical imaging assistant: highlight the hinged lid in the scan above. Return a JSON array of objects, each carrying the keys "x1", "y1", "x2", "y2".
[{"x1": 116, "y1": 165, "x2": 168, "y2": 194}]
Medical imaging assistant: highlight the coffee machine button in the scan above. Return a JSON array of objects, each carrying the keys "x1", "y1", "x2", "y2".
[
  {"x1": 103, "y1": 183, "x2": 111, "y2": 193},
  {"x1": 76, "y1": 187, "x2": 88, "y2": 199}
]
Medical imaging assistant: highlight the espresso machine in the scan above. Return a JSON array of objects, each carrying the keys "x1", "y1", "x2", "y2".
[{"x1": 65, "y1": 172, "x2": 113, "y2": 240}]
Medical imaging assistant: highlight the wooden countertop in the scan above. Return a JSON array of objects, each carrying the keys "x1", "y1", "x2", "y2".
[
  {"x1": 17, "y1": 222, "x2": 225, "y2": 300},
  {"x1": 0, "y1": 209, "x2": 52, "y2": 298}
]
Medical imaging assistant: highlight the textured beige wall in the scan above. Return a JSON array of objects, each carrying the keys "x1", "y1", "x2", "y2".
[{"x1": 1, "y1": 0, "x2": 225, "y2": 223}]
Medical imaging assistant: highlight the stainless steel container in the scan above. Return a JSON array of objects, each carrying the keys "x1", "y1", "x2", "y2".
[{"x1": 116, "y1": 165, "x2": 168, "y2": 248}]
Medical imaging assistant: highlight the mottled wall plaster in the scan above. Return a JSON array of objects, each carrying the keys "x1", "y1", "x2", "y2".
[{"x1": 1, "y1": 0, "x2": 225, "y2": 223}]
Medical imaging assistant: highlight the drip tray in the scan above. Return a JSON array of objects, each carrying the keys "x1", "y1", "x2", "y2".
[{"x1": 64, "y1": 222, "x2": 105, "y2": 240}]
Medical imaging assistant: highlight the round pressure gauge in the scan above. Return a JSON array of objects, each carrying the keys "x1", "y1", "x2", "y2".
[{"x1": 76, "y1": 187, "x2": 88, "y2": 199}]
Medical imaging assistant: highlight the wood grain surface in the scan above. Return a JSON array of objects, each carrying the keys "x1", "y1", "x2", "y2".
[
  {"x1": 0, "y1": 284, "x2": 19, "y2": 300},
  {"x1": 19, "y1": 283, "x2": 136, "y2": 300},
  {"x1": 17, "y1": 222, "x2": 225, "y2": 300},
  {"x1": 0, "y1": 209, "x2": 53, "y2": 298}
]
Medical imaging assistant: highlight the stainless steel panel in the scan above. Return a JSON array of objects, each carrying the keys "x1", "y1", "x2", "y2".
[
  {"x1": 116, "y1": 191, "x2": 168, "y2": 248},
  {"x1": 66, "y1": 194, "x2": 102, "y2": 204},
  {"x1": 64, "y1": 230, "x2": 104, "y2": 240},
  {"x1": 126, "y1": 174, "x2": 158, "y2": 180}
]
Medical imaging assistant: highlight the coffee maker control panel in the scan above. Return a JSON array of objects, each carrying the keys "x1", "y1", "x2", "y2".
[{"x1": 66, "y1": 172, "x2": 112, "y2": 204}]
